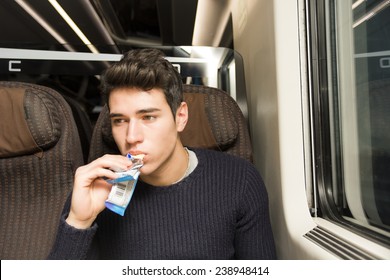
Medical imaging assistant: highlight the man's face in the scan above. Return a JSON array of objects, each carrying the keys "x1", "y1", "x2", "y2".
[{"x1": 109, "y1": 87, "x2": 187, "y2": 182}]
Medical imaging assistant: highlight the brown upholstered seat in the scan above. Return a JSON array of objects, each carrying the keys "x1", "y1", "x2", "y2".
[
  {"x1": 88, "y1": 84, "x2": 252, "y2": 162},
  {"x1": 0, "y1": 81, "x2": 84, "y2": 259},
  {"x1": 181, "y1": 84, "x2": 252, "y2": 162}
]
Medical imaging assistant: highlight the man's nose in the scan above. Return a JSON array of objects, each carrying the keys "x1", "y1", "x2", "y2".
[{"x1": 126, "y1": 120, "x2": 143, "y2": 144}]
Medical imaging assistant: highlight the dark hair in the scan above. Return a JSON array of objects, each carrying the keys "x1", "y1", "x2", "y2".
[{"x1": 100, "y1": 48, "x2": 183, "y2": 116}]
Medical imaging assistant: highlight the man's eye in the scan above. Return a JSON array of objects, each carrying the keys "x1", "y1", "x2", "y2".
[
  {"x1": 143, "y1": 115, "x2": 156, "y2": 121},
  {"x1": 112, "y1": 118, "x2": 126, "y2": 125}
]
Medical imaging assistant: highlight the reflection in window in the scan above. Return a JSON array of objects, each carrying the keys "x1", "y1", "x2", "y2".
[
  {"x1": 310, "y1": 0, "x2": 390, "y2": 244},
  {"x1": 352, "y1": 0, "x2": 390, "y2": 230}
]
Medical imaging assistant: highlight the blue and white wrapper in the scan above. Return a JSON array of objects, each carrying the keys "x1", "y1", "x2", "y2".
[{"x1": 105, "y1": 156, "x2": 143, "y2": 216}]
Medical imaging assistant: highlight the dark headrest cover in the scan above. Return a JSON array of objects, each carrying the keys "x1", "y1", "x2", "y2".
[
  {"x1": 0, "y1": 87, "x2": 61, "y2": 158},
  {"x1": 181, "y1": 92, "x2": 238, "y2": 150},
  {"x1": 180, "y1": 93, "x2": 219, "y2": 149}
]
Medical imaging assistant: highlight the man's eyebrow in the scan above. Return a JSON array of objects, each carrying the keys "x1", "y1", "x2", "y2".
[
  {"x1": 109, "y1": 108, "x2": 161, "y2": 118},
  {"x1": 109, "y1": 113, "x2": 124, "y2": 118},
  {"x1": 136, "y1": 108, "x2": 161, "y2": 114}
]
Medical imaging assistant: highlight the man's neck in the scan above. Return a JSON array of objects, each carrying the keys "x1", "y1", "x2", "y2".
[{"x1": 141, "y1": 145, "x2": 190, "y2": 186}]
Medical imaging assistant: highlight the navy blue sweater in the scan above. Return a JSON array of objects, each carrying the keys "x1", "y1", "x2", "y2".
[{"x1": 48, "y1": 149, "x2": 276, "y2": 259}]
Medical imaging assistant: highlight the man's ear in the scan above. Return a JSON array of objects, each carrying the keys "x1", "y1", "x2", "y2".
[{"x1": 175, "y1": 102, "x2": 188, "y2": 132}]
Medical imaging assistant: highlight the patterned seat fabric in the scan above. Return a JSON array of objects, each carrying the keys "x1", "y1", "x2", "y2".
[{"x1": 0, "y1": 81, "x2": 84, "y2": 259}]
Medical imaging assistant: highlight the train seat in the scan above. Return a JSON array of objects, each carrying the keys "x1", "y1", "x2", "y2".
[
  {"x1": 88, "y1": 84, "x2": 252, "y2": 162},
  {"x1": 0, "y1": 81, "x2": 84, "y2": 259},
  {"x1": 62, "y1": 95, "x2": 93, "y2": 163}
]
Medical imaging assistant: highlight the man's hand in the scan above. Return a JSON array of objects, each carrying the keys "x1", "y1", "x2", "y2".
[{"x1": 66, "y1": 154, "x2": 133, "y2": 229}]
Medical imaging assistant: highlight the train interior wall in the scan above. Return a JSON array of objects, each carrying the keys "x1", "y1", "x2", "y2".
[{"x1": 230, "y1": 0, "x2": 335, "y2": 259}]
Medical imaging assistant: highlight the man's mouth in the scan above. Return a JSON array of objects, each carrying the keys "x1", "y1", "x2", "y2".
[{"x1": 132, "y1": 154, "x2": 145, "y2": 160}]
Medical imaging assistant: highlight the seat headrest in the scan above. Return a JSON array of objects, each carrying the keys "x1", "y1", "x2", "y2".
[
  {"x1": 0, "y1": 86, "x2": 61, "y2": 158},
  {"x1": 180, "y1": 92, "x2": 238, "y2": 150}
]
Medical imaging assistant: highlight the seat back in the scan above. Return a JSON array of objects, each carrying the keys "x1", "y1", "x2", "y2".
[
  {"x1": 88, "y1": 84, "x2": 252, "y2": 162},
  {"x1": 0, "y1": 81, "x2": 84, "y2": 259}
]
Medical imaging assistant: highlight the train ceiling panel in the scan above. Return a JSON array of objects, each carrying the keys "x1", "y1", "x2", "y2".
[{"x1": 0, "y1": 0, "x2": 198, "y2": 53}]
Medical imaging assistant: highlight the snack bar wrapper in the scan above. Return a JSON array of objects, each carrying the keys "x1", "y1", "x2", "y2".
[{"x1": 105, "y1": 154, "x2": 143, "y2": 216}]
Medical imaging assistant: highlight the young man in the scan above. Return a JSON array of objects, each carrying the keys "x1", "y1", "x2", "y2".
[{"x1": 48, "y1": 48, "x2": 276, "y2": 259}]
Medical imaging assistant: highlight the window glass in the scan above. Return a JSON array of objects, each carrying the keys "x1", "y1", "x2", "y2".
[
  {"x1": 351, "y1": 0, "x2": 390, "y2": 232},
  {"x1": 312, "y1": 0, "x2": 390, "y2": 242}
]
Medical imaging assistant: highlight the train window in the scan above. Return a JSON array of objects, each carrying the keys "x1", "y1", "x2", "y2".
[{"x1": 307, "y1": 0, "x2": 390, "y2": 246}]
